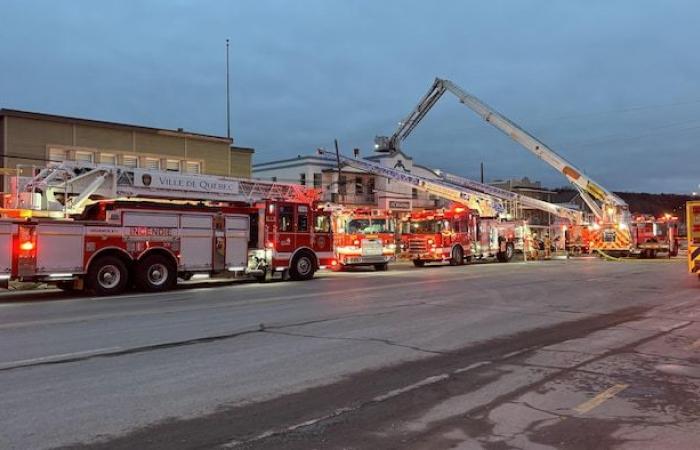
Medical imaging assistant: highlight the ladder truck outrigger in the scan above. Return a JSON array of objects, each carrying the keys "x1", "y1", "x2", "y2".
[
  {"x1": 375, "y1": 77, "x2": 634, "y2": 256},
  {"x1": 318, "y1": 149, "x2": 522, "y2": 266},
  {"x1": 0, "y1": 161, "x2": 335, "y2": 295}
]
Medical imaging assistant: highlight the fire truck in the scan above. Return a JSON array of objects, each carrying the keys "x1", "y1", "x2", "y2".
[
  {"x1": 687, "y1": 201, "x2": 700, "y2": 280},
  {"x1": 400, "y1": 205, "x2": 519, "y2": 266},
  {"x1": 0, "y1": 162, "x2": 335, "y2": 295},
  {"x1": 630, "y1": 214, "x2": 679, "y2": 258},
  {"x1": 333, "y1": 208, "x2": 395, "y2": 271}
]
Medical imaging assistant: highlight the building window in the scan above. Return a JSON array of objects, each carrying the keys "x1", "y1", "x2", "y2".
[
  {"x1": 184, "y1": 161, "x2": 201, "y2": 174},
  {"x1": 355, "y1": 176, "x2": 364, "y2": 195},
  {"x1": 368, "y1": 178, "x2": 375, "y2": 195},
  {"x1": 166, "y1": 160, "x2": 180, "y2": 172},
  {"x1": 271, "y1": 176, "x2": 277, "y2": 182},
  {"x1": 339, "y1": 175, "x2": 347, "y2": 195},
  {"x1": 313, "y1": 172, "x2": 322, "y2": 189},
  {"x1": 48, "y1": 148, "x2": 67, "y2": 162},
  {"x1": 100, "y1": 153, "x2": 117, "y2": 165},
  {"x1": 75, "y1": 151, "x2": 94, "y2": 163},
  {"x1": 299, "y1": 173, "x2": 306, "y2": 186},
  {"x1": 412, "y1": 188, "x2": 418, "y2": 199},
  {"x1": 144, "y1": 158, "x2": 160, "y2": 170},
  {"x1": 123, "y1": 155, "x2": 139, "y2": 168}
]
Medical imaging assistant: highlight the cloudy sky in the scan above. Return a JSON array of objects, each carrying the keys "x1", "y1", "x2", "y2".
[{"x1": 1, "y1": 0, "x2": 698, "y2": 193}]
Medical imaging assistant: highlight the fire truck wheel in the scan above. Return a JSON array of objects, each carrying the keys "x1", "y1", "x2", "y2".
[
  {"x1": 86, "y1": 255, "x2": 129, "y2": 296},
  {"x1": 135, "y1": 254, "x2": 177, "y2": 292},
  {"x1": 374, "y1": 263, "x2": 389, "y2": 271},
  {"x1": 289, "y1": 252, "x2": 316, "y2": 281},
  {"x1": 449, "y1": 246, "x2": 464, "y2": 266},
  {"x1": 413, "y1": 260, "x2": 425, "y2": 267},
  {"x1": 497, "y1": 243, "x2": 515, "y2": 263}
]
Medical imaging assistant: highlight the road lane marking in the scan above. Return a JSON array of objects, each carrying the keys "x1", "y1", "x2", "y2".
[
  {"x1": 573, "y1": 384, "x2": 628, "y2": 414},
  {"x1": 224, "y1": 360, "x2": 495, "y2": 447},
  {"x1": 0, "y1": 346, "x2": 122, "y2": 370}
]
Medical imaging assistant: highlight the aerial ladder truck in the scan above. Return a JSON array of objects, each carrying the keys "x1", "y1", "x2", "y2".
[
  {"x1": 318, "y1": 149, "x2": 522, "y2": 265},
  {"x1": 0, "y1": 161, "x2": 335, "y2": 295},
  {"x1": 375, "y1": 77, "x2": 634, "y2": 256}
]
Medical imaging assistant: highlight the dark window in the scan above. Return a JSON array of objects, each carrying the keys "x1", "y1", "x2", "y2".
[
  {"x1": 297, "y1": 205, "x2": 309, "y2": 232},
  {"x1": 355, "y1": 176, "x2": 364, "y2": 194},
  {"x1": 339, "y1": 175, "x2": 347, "y2": 195},
  {"x1": 271, "y1": 176, "x2": 277, "y2": 182},
  {"x1": 412, "y1": 188, "x2": 418, "y2": 199},
  {"x1": 313, "y1": 172, "x2": 322, "y2": 189},
  {"x1": 279, "y1": 205, "x2": 294, "y2": 232},
  {"x1": 368, "y1": 178, "x2": 375, "y2": 194},
  {"x1": 300, "y1": 173, "x2": 306, "y2": 186}
]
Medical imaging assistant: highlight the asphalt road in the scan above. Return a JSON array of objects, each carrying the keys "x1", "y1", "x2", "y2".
[{"x1": 0, "y1": 258, "x2": 698, "y2": 449}]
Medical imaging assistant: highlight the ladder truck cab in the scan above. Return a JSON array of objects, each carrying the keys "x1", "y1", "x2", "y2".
[
  {"x1": 0, "y1": 162, "x2": 334, "y2": 295},
  {"x1": 333, "y1": 208, "x2": 395, "y2": 271},
  {"x1": 400, "y1": 205, "x2": 517, "y2": 267},
  {"x1": 630, "y1": 214, "x2": 679, "y2": 258}
]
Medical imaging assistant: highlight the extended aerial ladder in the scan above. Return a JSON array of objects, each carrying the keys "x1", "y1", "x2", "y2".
[
  {"x1": 375, "y1": 77, "x2": 632, "y2": 253},
  {"x1": 317, "y1": 149, "x2": 506, "y2": 218},
  {"x1": 6, "y1": 160, "x2": 320, "y2": 216}
]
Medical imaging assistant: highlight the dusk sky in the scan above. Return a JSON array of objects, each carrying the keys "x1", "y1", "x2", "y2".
[{"x1": 1, "y1": 1, "x2": 698, "y2": 193}]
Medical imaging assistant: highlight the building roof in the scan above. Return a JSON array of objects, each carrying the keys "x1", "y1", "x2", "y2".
[{"x1": 0, "y1": 108, "x2": 232, "y2": 144}]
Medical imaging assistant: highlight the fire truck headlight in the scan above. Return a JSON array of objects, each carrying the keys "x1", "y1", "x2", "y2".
[
  {"x1": 428, "y1": 239, "x2": 434, "y2": 245},
  {"x1": 265, "y1": 249, "x2": 273, "y2": 260},
  {"x1": 353, "y1": 239, "x2": 360, "y2": 247}
]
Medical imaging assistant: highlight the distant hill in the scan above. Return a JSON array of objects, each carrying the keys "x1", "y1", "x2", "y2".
[{"x1": 554, "y1": 188, "x2": 694, "y2": 220}]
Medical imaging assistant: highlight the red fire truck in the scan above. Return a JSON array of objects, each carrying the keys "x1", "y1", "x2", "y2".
[
  {"x1": 0, "y1": 162, "x2": 335, "y2": 295},
  {"x1": 400, "y1": 205, "x2": 517, "y2": 266},
  {"x1": 630, "y1": 214, "x2": 679, "y2": 258},
  {"x1": 333, "y1": 208, "x2": 395, "y2": 271}
]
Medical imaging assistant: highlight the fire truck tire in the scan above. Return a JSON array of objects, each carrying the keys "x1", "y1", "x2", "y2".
[
  {"x1": 413, "y1": 260, "x2": 425, "y2": 267},
  {"x1": 135, "y1": 254, "x2": 177, "y2": 292},
  {"x1": 86, "y1": 255, "x2": 129, "y2": 296},
  {"x1": 497, "y1": 243, "x2": 515, "y2": 263},
  {"x1": 374, "y1": 263, "x2": 389, "y2": 271},
  {"x1": 289, "y1": 251, "x2": 316, "y2": 281},
  {"x1": 449, "y1": 246, "x2": 464, "y2": 266}
]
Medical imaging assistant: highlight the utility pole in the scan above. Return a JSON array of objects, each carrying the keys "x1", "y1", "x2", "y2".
[
  {"x1": 226, "y1": 38, "x2": 231, "y2": 140},
  {"x1": 480, "y1": 162, "x2": 484, "y2": 183}
]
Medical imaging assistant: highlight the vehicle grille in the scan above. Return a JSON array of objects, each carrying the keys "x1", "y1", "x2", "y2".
[{"x1": 409, "y1": 239, "x2": 427, "y2": 252}]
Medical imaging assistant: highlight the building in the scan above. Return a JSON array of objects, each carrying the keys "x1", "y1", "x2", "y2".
[
  {"x1": 491, "y1": 177, "x2": 557, "y2": 225},
  {"x1": 252, "y1": 150, "x2": 443, "y2": 211},
  {"x1": 0, "y1": 109, "x2": 253, "y2": 191}
]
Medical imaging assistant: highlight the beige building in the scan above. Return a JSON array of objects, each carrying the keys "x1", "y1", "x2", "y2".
[{"x1": 0, "y1": 109, "x2": 253, "y2": 191}]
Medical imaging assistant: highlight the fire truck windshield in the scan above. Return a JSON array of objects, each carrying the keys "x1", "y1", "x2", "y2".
[
  {"x1": 345, "y1": 218, "x2": 393, "y2": 234},
  {"x1": 402, "y1": 219, "x2": 449, "y2": 234}
]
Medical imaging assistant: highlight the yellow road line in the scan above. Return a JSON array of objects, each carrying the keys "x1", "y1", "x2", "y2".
[{"x1": 573, "y1": 384, "x2": 629, "y2": 414}]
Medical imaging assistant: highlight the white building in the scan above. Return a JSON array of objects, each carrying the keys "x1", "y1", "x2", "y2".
[{"x1": 252, "y1": 150, "x2": 443, "y2": 211}]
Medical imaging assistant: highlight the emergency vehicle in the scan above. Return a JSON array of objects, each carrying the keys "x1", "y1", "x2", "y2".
[
  {"x1": 333, "y1": 208, "x2": 395, "y2": 270},
  {"x1": 686, "y1": 201, "x2": 700, "y2": 279},
  {"x1": 0, "y1": 161, "x2": 335, "y2": 295},
  {"x1": 629, "y1": 214, "x2": 679, "y2": 258},
  {"x1": 400, "y1": 205, "x2": 518, "y2": 266}
]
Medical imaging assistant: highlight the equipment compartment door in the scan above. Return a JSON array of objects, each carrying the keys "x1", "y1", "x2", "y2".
[
  {"x1": 180, "y1": 215, "x2": 214, "y2": 271},
  {"x1": 225, "y1": 215, "x2": 249, "y2": 270},
  {"x1": 36, "y1": 223, "x2": 84, "y2": 274}
]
